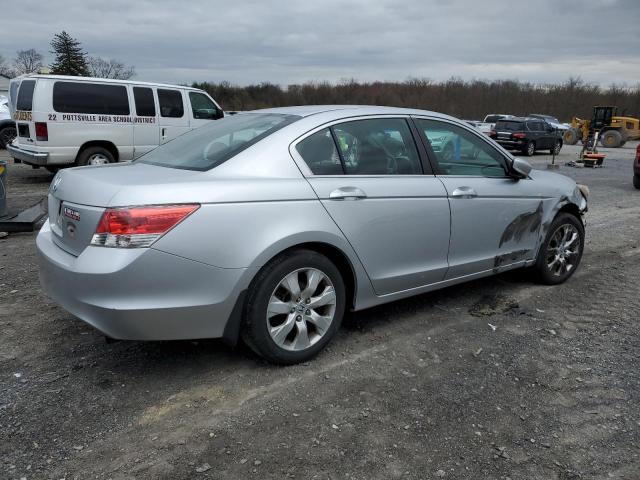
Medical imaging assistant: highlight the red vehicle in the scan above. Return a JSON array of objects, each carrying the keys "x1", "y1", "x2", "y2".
[{"x1": 635, "y1": 144, "x2": 640, "y2": 189}]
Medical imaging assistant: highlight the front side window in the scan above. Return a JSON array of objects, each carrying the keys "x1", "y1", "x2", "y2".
[
  {"x1": 332, "y1": 118, "x2": 422, "y2": 175},
  {"x1": 189, "y1": 92, "x2": 221, "y2": 120},
  {"x1": 138, "y1": 113, "x2": 299, "y2": 171},
  {"x1": 16, "y1": 80, "x2": 36, "y2": 111},
  {"x1": 53, "y1": 82, "x2": 130, "y2": 115},
  {"x1": 157, "y1": 89, "x2": 184, "y2": 118},
  {"x1": 296, "y1": 128, "x2": 343, "y2": 175},
  {"x1": 133, "y1": 87, "x2": 155, "y2": 117},
  {"x1": 417, "y1": 119, "x2": 507, "y2": 177}
]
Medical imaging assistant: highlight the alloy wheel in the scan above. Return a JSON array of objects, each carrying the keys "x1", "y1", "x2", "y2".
[
  {"x1": 266, "y1": 268, "x2": 337, "y2": 351},
  {"x1": 88, "y1": 153, "x2": 110, "y2": 165},
  {"x1": 545, "y1": 224, "x2": 580, "y2": 277},
  {"x1": 527, "y1": 142, "x2": 535, "y2": 156}
]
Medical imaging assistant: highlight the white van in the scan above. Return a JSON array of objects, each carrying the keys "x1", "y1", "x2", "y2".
[{"x1": 6, "y1": 74, "x2": 224, "y2": 171}]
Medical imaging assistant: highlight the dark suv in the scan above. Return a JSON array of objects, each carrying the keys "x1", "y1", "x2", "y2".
[{"x1": 490, "y1": 117, "x2": 562, "y2": 156}]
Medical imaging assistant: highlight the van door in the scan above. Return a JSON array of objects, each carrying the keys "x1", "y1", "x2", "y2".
[
  {"x1": 187, "y1": 91, "x2": 223, "y2": 129},
  {"x1": 157, "y1": 88, "x2": 189, "y2": 144},
  {"x1": 131, "y1": 86, "x2": 159, "y2": 158}
]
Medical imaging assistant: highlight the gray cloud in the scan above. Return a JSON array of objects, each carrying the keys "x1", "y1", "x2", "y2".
[{"x1": 1, "y1": 0, "x2": 638, "y2": 86}]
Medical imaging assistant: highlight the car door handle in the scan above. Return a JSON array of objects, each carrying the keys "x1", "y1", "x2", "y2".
[
  {"x1": 451, "y1": 186, "x2": 477, "y2": 199},
  {"x1": 329, "y1": 187, "x2": 367, "y2": 200}
]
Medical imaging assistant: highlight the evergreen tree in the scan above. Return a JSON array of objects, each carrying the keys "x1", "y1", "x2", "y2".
[{"x1": 50, "y1": 31, "x2": 89, "y2": 76}]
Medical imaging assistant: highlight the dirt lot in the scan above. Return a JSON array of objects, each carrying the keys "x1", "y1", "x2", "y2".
[{"x1": 1, "y1": 143, "x2": 639, "y2": 480}]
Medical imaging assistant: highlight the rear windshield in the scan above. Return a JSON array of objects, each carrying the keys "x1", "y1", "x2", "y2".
[
  {"x1": 484, "y1": 115, "x2": 504, "y2": 123},
  {"x1": 16, "y1": 80, "x2": 36, "y2": 111},
  {"x1": 138, "y1": 113, "x2": 299, "y2": 171},
  {"x1": 495, "y1": 120, "x2": 524, "y2": 131}
]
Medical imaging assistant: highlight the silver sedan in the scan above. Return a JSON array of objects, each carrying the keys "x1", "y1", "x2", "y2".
[{"x1": 37, "y1": 106, "x2": 588, "y2": 364}]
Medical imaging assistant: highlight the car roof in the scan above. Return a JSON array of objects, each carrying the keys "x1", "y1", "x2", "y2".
[
  {"x1": 248, "y1": 105, "x2": 456, "y2": 121},
  {"x1": 12, "y1": 74, "x2": 205, "y2": 92}
]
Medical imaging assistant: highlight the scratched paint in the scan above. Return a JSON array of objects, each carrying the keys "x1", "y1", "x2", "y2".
[{"x1": 499, "y1": 201, "x2": 544, "y2": 248}]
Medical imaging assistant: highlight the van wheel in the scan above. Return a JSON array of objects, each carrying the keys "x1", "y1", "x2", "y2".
[
  {"x1": 45, "y1": 167, "x2": 60, "y2": 174},
  {"x1": 77, "y1": 147, "x2": 115, "y2": 166},
  {"x1": 242, "y1": 249, "x2": 346, "y2": 365},
  {"x1": 0, "y1": 125, "x2": 17, "y2": 149}
]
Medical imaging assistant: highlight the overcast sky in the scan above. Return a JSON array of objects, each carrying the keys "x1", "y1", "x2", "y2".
[{"x1": 1, "y1": 0, "x2": 638, "y2": 86}]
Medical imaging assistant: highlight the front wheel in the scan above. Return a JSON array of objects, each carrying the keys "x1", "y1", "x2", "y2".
[
  {"x1": 550, "y1": 140, "x2": 562, "y2": 155},
  {"x1": 242, "y1": 249, "x2": 346, "y2": 365},
  {"x1": 533, "y1": 213, "x2": 584, "y2": 285}
]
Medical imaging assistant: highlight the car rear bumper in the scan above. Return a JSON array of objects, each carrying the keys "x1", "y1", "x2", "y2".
[
  {"x1": 37, "y1": 221, "x2": 252, "y2": 340},
  {"x1": 495, "y1": 139, "x2": 527, "y2": 149},
  {"x1": 7, "y1": 143, "x2": 49, "y2": 165}
]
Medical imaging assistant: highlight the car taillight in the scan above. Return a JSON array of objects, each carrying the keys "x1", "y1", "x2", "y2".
[
  {"x1": 35, "y1": 122, "x2": 48, "y2": 141},
  {"x1": 512, "y1": 133, "x2": 526, "y2": 139},
  {"x1": 91, "y1": 204, "x2": 200, "y2": 248},
  {"x1": 489, "y1": 130, "x2": 497, "y2": 137},
  {"x1": 636, "y1": 144, "x2": 640, "y2": 164}
]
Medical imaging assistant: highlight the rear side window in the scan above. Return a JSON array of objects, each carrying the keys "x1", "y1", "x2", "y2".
[
  {"x1": 495, "y1": 121, "x2": 524, "y2": 131},
  {"x1": 53, "y1": 82, "x2": 130, "y2": 115},
  {"x1": 296, "y1": 129, "x2": 343, "y2": 175},
  {"x1": 189, "y1": 92, "x2": 220, "y2": 120},
  {"x1": 9, "y1": 81, "x2": 21, "y2": 111},
  {"x1": 16, "y1": 80, "x2": 36, "y2": 111},
  {"x1": 133, "y1": 87, "x2": 155, "y2": 116},
  {"x1": 138, "y1": 113, "x2": 299, "y2": 171},
  {"x1": 158, "y1": 89, "x2": 184, "y2": 118}
]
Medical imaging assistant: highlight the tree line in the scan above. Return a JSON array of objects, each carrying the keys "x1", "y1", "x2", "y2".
[
  {"x1": 0, "y1": 31, "x2": 134, "y2": 79},
  {"x1": 193, "y1": 78, "x2": 640, "y2": 122}
]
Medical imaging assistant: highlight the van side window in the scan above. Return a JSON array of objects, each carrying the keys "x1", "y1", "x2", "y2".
[
  {"x1": 189, "y1": 92, "x2": 220, "y2": 120},
  {"x1": 16, "y1": 80, "x2": 36, "y2": 111},
  {"x1": 53, "y1": 82, "x2": 130, "y2": 115},
  {"x1": 133, "y1": 87, "x2": 156, "y2": 117},
  {"x1": 158, "y1": 89, "x2": 184, "y2": 118}
]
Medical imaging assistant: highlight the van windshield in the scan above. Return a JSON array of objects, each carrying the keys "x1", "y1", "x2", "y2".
[{"x1": 137, "y1": 113, "x2": 300, "y2": 171}]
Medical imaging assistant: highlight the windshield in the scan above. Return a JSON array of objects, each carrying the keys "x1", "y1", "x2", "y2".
[
  {"x1": 138, "y1": 113, "x2": 299, "y2": 171},
  {"x1": 495, "y1": 120, "x2": 524, "y2": 131}
]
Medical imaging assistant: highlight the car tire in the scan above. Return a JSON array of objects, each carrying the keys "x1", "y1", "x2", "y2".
[
  {"x1": 0, "y1": 125, "x2": 17, "y2": 149},
  {"x1": 550, "y1": 140, "x2": 562, "y2": 155},
  {"x1": 600, "y1": 130, "x2": 622, "y2": 148},
  {"x1": 45, "y1": 166, "x2": 60, "y2": 174},
  {"x1": 522, "y1": 141, "x2": 535, "y2": 156},
  {"x1": 634, "y1": 174, "x2": 640, "y2": 190},
  {"x1": 76, "y1": 146, "x2": 115, "y2": 166},
  {"x1": 242, "y1": 249, "x2": 346, "y2": 365},
  {"x1": 533, "y1": 213, "x2": 584, "y2": 285}
]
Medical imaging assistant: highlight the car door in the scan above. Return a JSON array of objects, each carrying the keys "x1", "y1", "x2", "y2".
[
  {"x1": 157, "y1": 88, "x2": 189, "y2": 144},
  {"x1": 414, "y1": 117, "x2": 546, "y2": 279},
  {"x1": 529, "y1": 121, "x2": 547, "y2": 149},
  {"x1": 291, "y1": 117, "x2": 451, "y2": 295},
  {"x1": 131, "y1": 86, "x2": 159, "y2": 158}
]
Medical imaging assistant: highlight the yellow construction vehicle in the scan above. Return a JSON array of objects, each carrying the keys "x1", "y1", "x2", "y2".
[{"x1": 563, "y1": 106, "x2": 640, "y2": 148}]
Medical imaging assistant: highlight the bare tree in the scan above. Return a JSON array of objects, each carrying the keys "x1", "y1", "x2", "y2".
[
  {"x1": 13, "y1": 48, "x2": 44, "y2": 75},
  {"x1": 87, "y1": 56, "x2": 135, "y2": 79},
  {"x1": 0, "y1": 54, "x2": 14, "y2": 77}
]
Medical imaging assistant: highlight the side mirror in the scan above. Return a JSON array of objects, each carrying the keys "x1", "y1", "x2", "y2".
[{"x1": 511, "y1": 157, "x2": 532, "y2": 178}]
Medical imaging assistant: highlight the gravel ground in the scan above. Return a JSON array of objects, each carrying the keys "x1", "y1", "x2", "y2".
[{"x1": 1, "y1": 142, "x2": 639, "y2": 480}]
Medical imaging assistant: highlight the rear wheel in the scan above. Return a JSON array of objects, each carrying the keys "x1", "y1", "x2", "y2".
[
  {"x1": 551, "y1": 140, "x2": 562, "y2": 155},
  {"x1": 242, "y1": 249, "x2": 346, "y2": 365},
  {"x1": 76, "y1": 146, "x2": 115, "y2": 166},
  {"x1": 0, "y1": 125, "x2": 17, "y2": 149},
  {"x1": 600, "y1": 130, "x2": 622, "y2": 148},
  {"x1": 522, "y1": 141, "x2": 535, "y2": 156},
  {"x1": 634, "y1": 174, "x2": 640, "y2": 190},
  {"x1": 533, "y1": 213, "x2": 584, "y2": 285}
]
